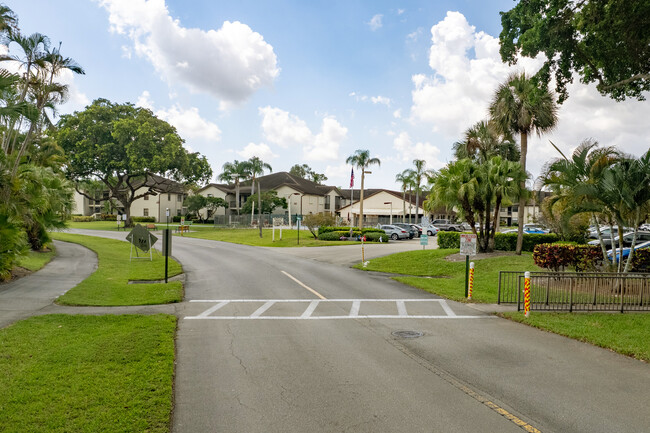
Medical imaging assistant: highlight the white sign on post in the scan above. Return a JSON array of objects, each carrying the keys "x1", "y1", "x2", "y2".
[{"x1": 460, "y1": 234, "x2": 477, "y2": 256}]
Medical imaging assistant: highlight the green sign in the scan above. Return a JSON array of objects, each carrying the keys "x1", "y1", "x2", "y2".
[
  {"x1": 420, "y1": 234, "x2": 429, "y2": 245},
  {"x1": 126, "y1": 224, "x2": 158, "y2": 253},
  {"x1": 296, "y1": 216, "x2": 302, "y2": 221}
]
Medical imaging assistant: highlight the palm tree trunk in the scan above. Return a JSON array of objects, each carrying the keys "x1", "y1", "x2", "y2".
[
  {"x1": 359, "y1": 169, "x2": 365, "y2": 229},
  {"x1": 623, "y1": 210, "x2": 641, "y2": 273},
  {"x1": 592, "y1": 214, "x2": 609, "y2": 262},
  {"x1": 408, "y1": 189, "x2": 412, "y2": 224},
  {"x1": 415, "y1": 189, "x2": 420, "y2": 225},
  {"x1": 402, "y1": 189, "x2": 406, "y2": 223},
  {"x1": 515, "y1": 132, "x2": 527, "y2": 255},
  {"x1": 258, "y1": 180, "x2": 262, "y2": 238}
]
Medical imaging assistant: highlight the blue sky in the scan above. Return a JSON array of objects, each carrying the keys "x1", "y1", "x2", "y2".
[{"x1": 8, "y1": 0, "x2": 649, "y2": 190}]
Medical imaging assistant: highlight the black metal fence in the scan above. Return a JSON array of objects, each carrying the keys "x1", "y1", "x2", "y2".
[{"x1": 498, "y1": 271, "x2": 650, "y2": 312}]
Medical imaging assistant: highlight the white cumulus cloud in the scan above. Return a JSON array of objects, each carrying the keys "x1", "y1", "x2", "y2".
[
  {"x1": 237, "y1": 142, "x2": 277, "y2": 160},
  {"x1": 98, "y1": 0, "x2": 279, "y2": 106},
  {"x1": 393, "y1": 132, "x2": 444, "y2": 169},
  {"x1": 259, "y1": 106, "x2": 348, "y2": 161}
]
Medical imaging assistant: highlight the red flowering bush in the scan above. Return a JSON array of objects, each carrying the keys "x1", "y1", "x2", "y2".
[{"x1": 533, "y1": 243, "x2": 602, "y2": 272}]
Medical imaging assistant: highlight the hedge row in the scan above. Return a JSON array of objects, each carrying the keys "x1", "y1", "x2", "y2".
[
  {"x1": 438, "y1": 231, "x2": 560, "y2": 252},
  {"x1": 131, "y1": 216, "x2": 156, "y2": 223},
  {"x1": 533, "y1": 243, "x2": 602, "y2": 272},
  {"x1": 71, "y1": 216, "x2": 94, "y2": 222},
  {"x1": 317, "y1": 230, "x2": 387, "y2": 242},
  {"x1": 318, "y1": 226, "x2": 385, "y2": 235}
]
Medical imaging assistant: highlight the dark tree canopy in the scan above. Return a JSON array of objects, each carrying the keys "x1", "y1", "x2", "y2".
[
  {"x1": 499, "y1": 0, "x2": 650, "y2": 102},
  {"x1": 241, "y1": 190, "x2": 287, "y2": 214},
  {"x1": 56, "y1": 98, "x2": 212, "y2": 224},
  {"x1": 289, "y1": 163, "x2": 328, "y2": 184}
]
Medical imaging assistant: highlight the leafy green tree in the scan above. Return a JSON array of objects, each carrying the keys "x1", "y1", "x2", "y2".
[
  {"x1": 395, "y1": 170, "x2": 411, "y2": 223},
  {"x1": 489, "y1": 72, "x2": 558, "y2": 255},
  {"x1": 346, "y1": 149, "x2": 380, "y2": 228},
  {"x1": 240, "y1": 190, "x2": 286, "y2": 215},
  {"x1": 184, "y1": 195, "x2": 208, "y2": 221},
  {"x1": 218, "y1": 160, "x2": 250, "y2": 214},
  {"x1": 56, "y1": 99, "x2": 212, "y2": 227},
  {"x1": 411, "y1": 159, "x2": 434, "y2": 225},
  {"x1": 499, "y1": 0, "x2": 650, "y2": 102},
  {"x1": 289, "y1": 163, "x2": 328, "y2": 184},
  {"x1": 303, "y1": 213, "x2": 336, "y2": 239},
  {"x1": 205, "y1": 196, "x2": 228, "y2": 217}
]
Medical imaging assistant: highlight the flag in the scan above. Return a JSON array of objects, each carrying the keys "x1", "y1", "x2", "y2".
[{"x1": 350, "y1": 168, "x2": 354, "y2": 188}]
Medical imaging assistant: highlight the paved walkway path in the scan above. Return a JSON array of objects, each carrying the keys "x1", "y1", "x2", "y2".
[{"x1": 0, "y1": 240, "x2": 98, "y2": 328}]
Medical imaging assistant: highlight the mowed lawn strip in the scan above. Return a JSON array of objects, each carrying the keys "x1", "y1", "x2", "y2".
[
  {"x1": 180, "y1": 226, "x2": 361, "y2": 247},
  {"x1": 355, "y1": 248, "x2": 538, "y2": 303},
  {"x1": 500, "y1": 312, "x2": 650, "y2": 362},
  {"x1": 50, "y1": 232, "x2": 183, "y2": 306},
  {"x1": 0, "y1": 314, "x2": 176, "y2": 433},
  {"x1": 16, "y1": 246, "x2": 57, "y2": 271}
]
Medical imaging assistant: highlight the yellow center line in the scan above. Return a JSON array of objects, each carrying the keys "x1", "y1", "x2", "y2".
[{"x1": 281, "y1": 271, "x2": 327, "y2": 300}]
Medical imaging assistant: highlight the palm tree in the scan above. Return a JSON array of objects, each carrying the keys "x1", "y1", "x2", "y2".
[
  {"x1": 489, "y1": 71, "x2": 558, "y2": 254},
  {"x1": 453, "y1": 120, "x2": 519, "y2": 163},
  {"x1": 346, "y1": 149, "x2": 381, "y2": 228},
  {"x1": 411, "y1": 159, "x2": 435, "y2": 224},
  {"x1": 247, "y1": 156, "x2": 272, "y2": 238},
  {"x1": 218, "y1": 160, "x2": 251, "y2": 215},
  {"x1": 395, "y1": 170, "x2": 411, "y2": 223}
]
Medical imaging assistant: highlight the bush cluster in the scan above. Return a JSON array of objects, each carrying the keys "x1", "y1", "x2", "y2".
[
  {"x1": 131, "y1": 216, "x2": 156, "y2": 223},
  {"x1": 98, "y1": 213, "x2": 118, "y2": 221},
  {"x1": 533, "y1": 243, "x2": 602, "y2": 272},
  {"x1": 318, "y1": 226, "x2": 384, "y2": 235},
  {"x1": 630, "y1": 249, "x2": 650, "y2": 273},
  {"x1": 71, "y1": 216, "x2": 94, "y2": 222},
  {"x1": 317, "y1": 229, "x2": 387, "y2": 242},
  {"x1": 437, "y1": 231, "x2": 560, "y2": 252}
]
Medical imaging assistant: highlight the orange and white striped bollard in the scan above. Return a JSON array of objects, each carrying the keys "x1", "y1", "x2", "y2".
[
  {"x1": 468, "y1": 262, "x2": 474, "y2": 300},
  {"x1": 524, "y1": 271, "x2": 531, "y2": 318}
]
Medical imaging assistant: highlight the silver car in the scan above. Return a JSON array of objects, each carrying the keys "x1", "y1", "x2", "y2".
[{"x1": 380, "y1": 224, "x2": 410, "y2": 240}]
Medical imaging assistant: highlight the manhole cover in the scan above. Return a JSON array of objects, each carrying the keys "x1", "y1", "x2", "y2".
[{"x1": 391, "y1": 330, "x2": 423, "y2": 339}]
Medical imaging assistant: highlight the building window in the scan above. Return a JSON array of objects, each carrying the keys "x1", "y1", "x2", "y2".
[
  {"x1": 144, "y1": 195, "x2": 149, "y2": 200},
  {"x1": 143, "y1": 208, "x2": 149, "y2": 216},
  {"x1": 325, "y1": 195, "x2": 331, "y2": 209},
  {"x1": 167, "y1": 193, "x2": 171, "y2": 201},
  {"x1": 177, "y1": 194, "x2": 183, "y2": 202},
  {"x1": 177, "y1": 209, "x2": 181, "y2": 216},
  {"x1": 207, "y1": 194, "x2": 213, "y2": 198}
]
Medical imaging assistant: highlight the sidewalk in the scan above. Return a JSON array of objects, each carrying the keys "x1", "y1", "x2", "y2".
[{"x1": 0, "y1": 240, "x2": 98, "y2": 329}]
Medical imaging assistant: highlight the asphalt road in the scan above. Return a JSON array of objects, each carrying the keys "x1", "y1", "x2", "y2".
[{"x1": 65, "y1": 230, "x2": 650, "y2": 432}]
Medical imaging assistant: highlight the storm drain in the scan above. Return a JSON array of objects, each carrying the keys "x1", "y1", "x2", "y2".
[{"x1": 391, "y1": 330, "x2": 424, "y2": 339}]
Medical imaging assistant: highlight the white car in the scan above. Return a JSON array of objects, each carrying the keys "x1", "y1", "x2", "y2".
[
  {"x1": 423, "y1": 225, "x2": 440, "y2": 236},
  {"x1": 379, "y1": 224, "x2": 410, "y2": 240}
]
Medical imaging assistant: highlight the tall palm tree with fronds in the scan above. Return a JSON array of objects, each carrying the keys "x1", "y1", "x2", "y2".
[
  {"x1": 411, "y1": 159, "x2": 435, "y2": 224},
  {"x1": 346, "y1": 149, "x2": 380, "y2": 228},
  {"x1": 395, "y1": 170, "x2": 411, "y2": 223},
  {"x1": 453, "y1": 120, "x2": 519, "y2": 163},
  {"x1": 218, "y1": 160, "x2": 251, "y2": 215},
  {"x1": 247, "y1": 156, "x2": 272, "y2": 238},
  {"x1": 489, "y1": 71, "x2": 558, "y2": 254}
]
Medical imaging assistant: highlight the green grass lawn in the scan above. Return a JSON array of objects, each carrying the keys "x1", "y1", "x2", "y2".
[
  {"x1": 179, "y1": 226, "x2": 361, "y2": 247},
  {"x1": 16, "y1": 246, "x2": 57, "y2": 271},
  {"x1": 0, "y1": 314, "x2": 176, "y2": 433},
  {"x1": 50, "y1": 232, "x2": 183, "y2": 306},
  {"x1": 501, "y1": 312, "x2": 650, "y2": 362},
  {"x1": 355, "y1": 249, "x2": 539, "y2": 303}
]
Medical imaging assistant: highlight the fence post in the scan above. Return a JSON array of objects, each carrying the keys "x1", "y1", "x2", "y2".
[
  {"x1": 569, "y1": 277, "x2": 573, "y2": 313},
  {"x1": 545, "y1": 275, "x2": 550, "y2": 306},
  {"x1": 640, "y1": 277, "x2": 646, "y2": 307},
  {"x1": 620, "y1": 276, "x2": 625, "y2": 313},
  {"x1": 524, "y1": 271, "x2": 530, "y2": 318},
  {"x1": 468, "y1": 262, "x2": 474, "y2": 300},
  {"x1": 517, "y1": 275, "x2": 522, "y2": 312},
  {"x1": 497, "y1": 271, "x2": 502, "y2": 305},
  {"x1": 592, "y1": 277, "x2": 598, "y2": 305}
]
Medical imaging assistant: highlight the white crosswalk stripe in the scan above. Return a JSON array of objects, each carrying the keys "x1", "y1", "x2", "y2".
[{"x1": 184, "y1": 299, "x2": 492, "y2": 320}]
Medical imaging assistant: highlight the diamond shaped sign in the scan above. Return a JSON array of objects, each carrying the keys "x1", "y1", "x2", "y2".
[{"x1": 126, "y1": 224, "x2": 158, "y2": 253}]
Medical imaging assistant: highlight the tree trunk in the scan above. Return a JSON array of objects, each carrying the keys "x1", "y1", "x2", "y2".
[
  {"x1": 515, "y1": 132, "x2": 528, "y2": 255},
  {"x1": 235, "y1": 179, "x2": 240, "y2": 215},
  {"x1": 359, "y1": 170, "x2": 365, "y2": 229},
  {"x1": 402, "y1": 190, "x2": 406, "y2": 223},
  {"x1": 258, "y1": 180, "x2": 263, "y2": 238},
  {"x1": 415, "y1": 188, "x2": 419, "y2": 225},
  {"x1": 592, "y1": 214, "x2": 609, "y2": 262}
]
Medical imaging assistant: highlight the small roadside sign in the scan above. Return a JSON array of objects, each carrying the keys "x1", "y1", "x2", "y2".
[
  {"x1": 460, "y1": 233, "x2": 477, "y2": 256},
  {"x1": 126, "y1": 224, "x2": 158, "y2": 253},
  {"x1": 420, "y1": 234, "x2": 429, "y2": 245},
  {"x1": 296, "y1": 215, "x2": 302, "y2": 221}
]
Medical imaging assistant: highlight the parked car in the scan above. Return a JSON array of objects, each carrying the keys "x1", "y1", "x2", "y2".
[
  {"x1": 523, "y1": 224, "x2": 550, "y2": 234},
  {"x1": 590, "y1": 231, "x2": 650, "y2": 248},
  {"x1": 410, "y1": 224, "x2": 423, "y2": 237},
  {"x1": 502, "y1": 227, "x2": 548, "y2": 234},
  {"x1": 423, "y1": 225, "x2": 440, "y2": 236},
  {"x1": 608, "y1": 240, "x2": 650, "y2": 260},
  {"x1": 588, "y1": 226, "x2": 632, "y2": 239},
  {"x1": 393, "y1": 223, "x2": 417, "y2": 239},
  {"x1": 430, "y1": 219, "x2": 464, "y2": 231},
  {"x1": 380, "y1": 224, "x2": 410, "y2": 240}
]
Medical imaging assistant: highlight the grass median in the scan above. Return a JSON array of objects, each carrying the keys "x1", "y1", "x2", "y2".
[
  {"x1": 0, "y1": 314, "x2": 176, "y2": 432},
  {"x1": 354, "y1": 248, "x2": 538, "y2": 303},
  {"x1": 500, "y1": 312, "x2": 650, "y2": 362},
  {"x1": 16, "y1": 246, "x2": 57, "y2": 271},
  {"x1": 50, "y1": 232, "x2": 183, "y2": 306}
]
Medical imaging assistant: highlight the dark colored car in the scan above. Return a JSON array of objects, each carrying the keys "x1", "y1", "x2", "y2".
[{"x1": 394, "y1": 223, "x2": 417, "y2": 239}]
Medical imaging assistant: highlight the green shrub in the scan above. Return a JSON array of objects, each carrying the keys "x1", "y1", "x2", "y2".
[
  {"x1": 533, "y1": 243, "x2": 602, "y2": 272},
  {"x1": 132, "y1": 216, "x2": 156, "y2": 223},
  {"x1": 318, "y1": 232, "x2": 345, "y2": 241},
  {"x1": 71, "y1": 216, "x2": 94, "y2": 222},
  {"x1": 438, "y1": 231, "x2": 460, "y2": 249},
  {"x1": 630, "y1": 249, "x2": 650, "y2": 272},
  {"x1": 361, "y1": 228, "x2": 385, "y2": 234},
  {"x1": 318, "y1": 226, "x2": 354, "y2": 235},
  {"x1": 364, "y1": 232, "x2": 387, "y2": 242},
  {"x1": 99, "y1": 213, "x2": 118, "y2": 221},
  {"x1": 172, "y1": 216, "x2": 182, "y2": 223}
]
